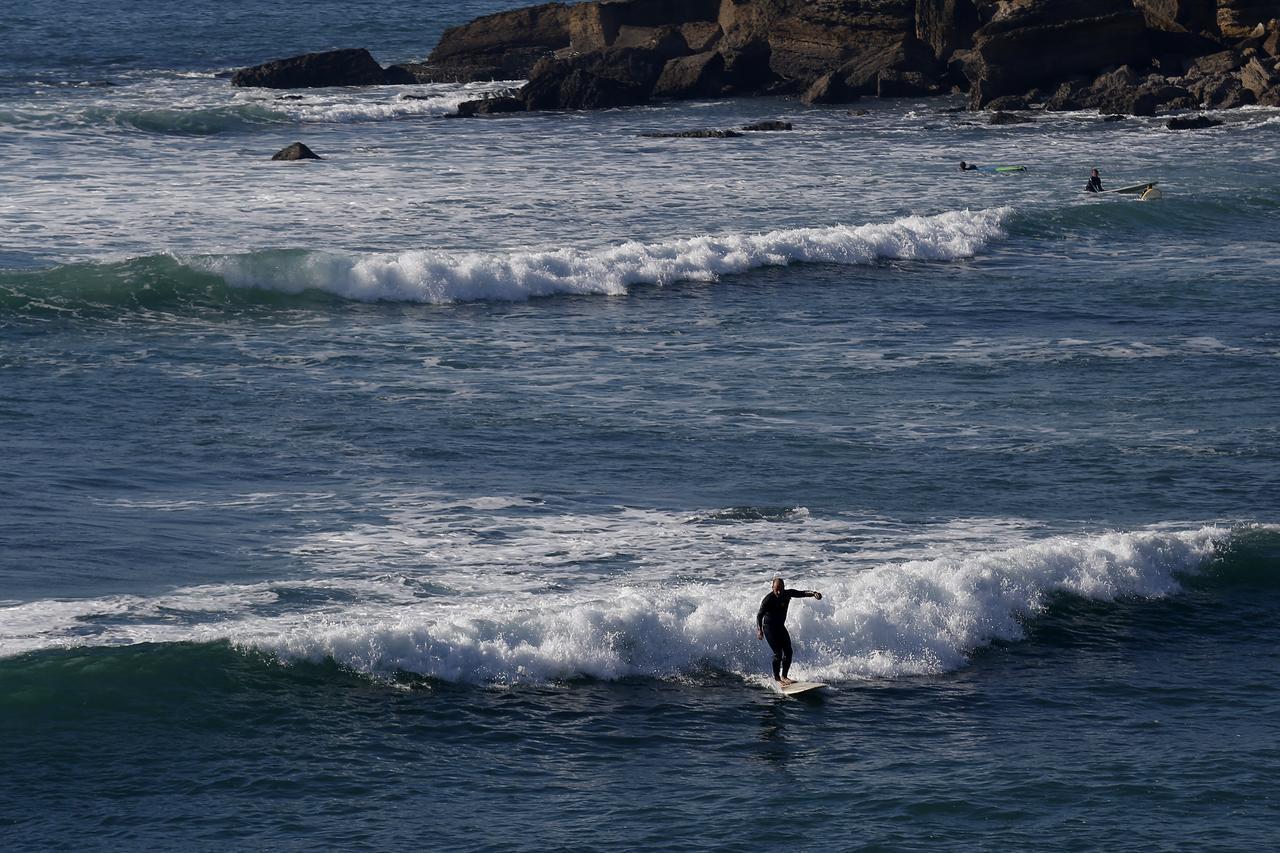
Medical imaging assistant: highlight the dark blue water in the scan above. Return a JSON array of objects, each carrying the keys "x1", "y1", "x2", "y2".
[{"x1": 3, "y1": 0, "x2": 1280, "y2": 849}]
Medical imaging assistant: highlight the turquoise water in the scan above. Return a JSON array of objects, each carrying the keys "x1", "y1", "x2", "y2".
[{"x1": 3, "y1": 0, "x2": 1280, "y2": 849}]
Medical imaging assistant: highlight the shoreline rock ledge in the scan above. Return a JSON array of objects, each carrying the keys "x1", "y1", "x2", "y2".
[{"x1": 233, "y1": 1, "x2": 1280, "y2": 116}]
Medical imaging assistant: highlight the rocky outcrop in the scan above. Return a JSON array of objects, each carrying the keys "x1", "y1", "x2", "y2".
[
  {"x1": 652, "y1": 50, "x2": 726, "y2": 98},
  {"x1": 411, "y1": 3, "x2": 573, "y2": 81},
  {"x1": 1166, "y1": 113, "x2": 1224, "y2": 126},
  {"x1": 234, "y1": 0, "x2": 1280, "y2": 118},
  {"x1": 454, "y1": 95, "x2": 528, "y2": 116},
  {"x1": 522, "y1": 48, "x2": 667, "y2": 109},
  {"x1": 271, "y1": 142, "x2": 322, "y2": 160},
  {"x1": 963, "y1": 1, "x2": 1153, "y2": 107},
  {"x1": 233, "y1": 49, "x2": 396, "y2": 88}
]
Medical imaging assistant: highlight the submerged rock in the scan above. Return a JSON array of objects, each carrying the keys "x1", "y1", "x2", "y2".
[
  {"x1": 233, "y1": 48, "x2": 393, "y2": 89},
  {"x1": 741, "y1": 120, "x2": 792, "y2": 131},
  {"x1": 1165, "y1": 114, "x2": 1224, "y2": 129},
  {"x1": 639, "y1": 128, "x2": 743, "y2": 138},
  {"x1": 454, "y1": 96, "x2": 528, "y2": 117},
  {"x1": 271, "y1": 142, "x2": 323, "y2": 160},
  {"x1": 988, "y1": 110, "x2": 1035, "y2": 125}
]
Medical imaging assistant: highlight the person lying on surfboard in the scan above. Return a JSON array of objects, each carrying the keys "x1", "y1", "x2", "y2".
[
  {"x1": 756, "y1": 577, "x2": 823, "y2": 686},
  {"x1": 1086, "y1": 168, "x2": 1103, "y2": 192},
  {"x1": 959, "y1": 161, "x2": 978, "y2": 171}
]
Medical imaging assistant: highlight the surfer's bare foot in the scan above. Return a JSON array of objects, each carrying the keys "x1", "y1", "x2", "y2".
[{"x1": 780, "y1": 677, "x2": 795, "y2": 686}]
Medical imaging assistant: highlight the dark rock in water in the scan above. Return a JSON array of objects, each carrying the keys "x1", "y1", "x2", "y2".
[
  {"x1": 1166, "y1": 114, "x2": 1223, "y2": 129},
  {"x1": 877, "y1": 69, "x2": 943, "y2": 97},
  {"x1": 1102, "y1": 113, "x2": 1126, "y2": 121},
  {"x1": 414, "y1": 2, "x2": 573, "y2": 82},
  {"x1": 233, "y1": 48, "x2": 391, "y2": 89},
  {"x1": 639, "y1": 128, "x2": 742, "y2": 138},
  {"x1": 381, "y1": 65, "x2": 418, "y2": 85},
  {"x1": 652, "y1": 50, "x2": 725, "y2": 98},
  {"x1": 1202, "y1": 75, "x2": 1257, "y2": 108},
  {"x1": 984, "y1": 94, "x2": 1031, "y2": 111},
  {"x1": 523, "y1": 47, "x2": 665, "y2": 110},
  {"x1": 455, "y1": 96, "x2": 528, "y2": 116},
  {"x1": 276, "y1": 94, "x2": 306, "y2": 101},
  {"x1": 988, "y1": 110, "x2": 1035, "y2": 125},
  {"x1": 741, "y1": 120, "x2": 792, "y2": 131},
  {"x1": 802, "y1": 70, "x2": 861, "y2": 105},
  {"x1": 271, "y1": 142, "x2": 323, "y2": 160}
]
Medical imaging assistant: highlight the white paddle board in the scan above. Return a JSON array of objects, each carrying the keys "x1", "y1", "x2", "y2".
[{"x1": 779, "y1": 681, "x2": 827, "y2": 697}]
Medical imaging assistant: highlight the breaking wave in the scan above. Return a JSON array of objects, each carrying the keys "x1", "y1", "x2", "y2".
[
  {"x1": 2, "y1": 521, "x2": 1270, "y2": 686},
  {"x1": 0, "y1": 207, "x2": 1009, "y2": 315}
]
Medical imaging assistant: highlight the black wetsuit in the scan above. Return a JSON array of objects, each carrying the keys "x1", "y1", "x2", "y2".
[
  {"x1": 757, "y1": 589, "x2": 816, "y2": 681},
  {"x1": 1086, "y1": 175, "x2": 1103, "y2": 192}
]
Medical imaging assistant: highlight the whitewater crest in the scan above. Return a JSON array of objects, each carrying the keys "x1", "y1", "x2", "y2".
[
  {"x1": 0, "y1": 520, "x2": 1247, "y2": 685},
  {"x1": 196, "y1": 207, "x2": 1011, "y2": 304}
]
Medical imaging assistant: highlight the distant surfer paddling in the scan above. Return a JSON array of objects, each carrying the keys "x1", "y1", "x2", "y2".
[
  {"x1": 1086, "y1": 168, "x2": 1103, "y2": 192},
  {"x1": 756, "y1": 577, "x2": 822, "y2": 686},
  {"x1": 959, "y1": 161, "x2": 978, "y2": 171}
]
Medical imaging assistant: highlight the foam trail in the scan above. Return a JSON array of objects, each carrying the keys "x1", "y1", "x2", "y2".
[{"x1": 198, "y1": 207, "x2": 1010, "y2": 304}]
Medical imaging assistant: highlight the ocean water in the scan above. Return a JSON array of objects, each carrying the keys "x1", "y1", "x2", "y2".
[{"x1": 3, "y1": 1, "x2": 1280, "y2": 849}]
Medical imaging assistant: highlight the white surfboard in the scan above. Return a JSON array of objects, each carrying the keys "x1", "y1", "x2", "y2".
[
  {"x1": 1100, "y1": 181, "x2": 1158, "y2": 195},
  {"x1": 780, "y1": 681, "x2": 827, "y2": 697}
]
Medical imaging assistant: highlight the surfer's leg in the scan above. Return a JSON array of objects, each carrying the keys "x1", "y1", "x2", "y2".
[
  {"x1": 779, "y1": 628, "x2": 793, "y2": 680},
  {"x1": 764, "y1": 625, "x2": 784, "y2": 681}
]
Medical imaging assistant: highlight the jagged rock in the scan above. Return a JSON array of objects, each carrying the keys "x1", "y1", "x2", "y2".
[
  {"x1": 1217, "y1": 0, "x2": 1280, "y2": 39},
  {"x1": 1240, "y1": 55, "x2": 1280, "y2": 96},
  {"x1": 652, "y1": 50, "x2": 725, "y2": 98},
  {"x1": 455, "y1": 96, "x2": 528, "y2": 116},
  {"x1": 271, "y1": 142, "x2": 322, "y2": 160},
  {"x1": 916, "y1": 0, "x2": 981, "y2": 60},
  {"x1": 232, "y1": 49, "x2": 392, "y2": 89},
  {"x1": 1264, "y1": 20, "x2": 1280, "y2": 57},
  {"x1": 988, "y1": 110, "x2": 1035, "y2": 124},
  {"x1": 1166, "y1": 113, "x2": 1223, "y2": 128},
  {"x1": 964, "y1": 0, "x2": 1152, "y2": 107},
  {"x1": 523, "y1": 47, "x2": 666, "y2": 109},
  {"x1": 639, "y1": 128, "x2": 743, "y2": 137},
  {"x1": 1102, "y1": 113, "x2": 1127, "y2": 120},
  {"x1": 1202, "y1": 73, "x2": 1257, "y2": 107},
  {"x1": 984, "y1": 94, "x2": 1031, "y2": 110},
  {"x1": 770, "y1": 2, "x2": 943, "y2": 98},
  {"x1": 1185, "y1": 48, "x2": 1245, "y2": 78},
  {"x1": 878, "y1": 69, "x2": 943, "y2": 96},
  {"x1": 802, "y1": 69, "x2": 861, "y2": 104},
  {"x1": 1044, "y1": 79, "x2": 1089, "y2": 110},
  {"x1": 1132, "y1": 0, "x2": 1218, "y2": 37},
  {"x1": 417, "y1": 3, "x2": 572, "y2": 81},
  {"x1": 569, "y1": 0, "x2": 721, "y2": 52},
  {"x1": 741, "y1": 120, "x2": 793, "y2": 130}
]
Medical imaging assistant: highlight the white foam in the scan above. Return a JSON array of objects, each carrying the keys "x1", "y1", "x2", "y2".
[
  {"x1": 195, "y1": 207, "x2": 1010, "y2": 304},
  {"x1": 0, "y1": 510, "x2": 1240, "y2": 684}
]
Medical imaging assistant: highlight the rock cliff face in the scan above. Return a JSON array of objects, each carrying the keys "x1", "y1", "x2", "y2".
[{"x1": 232, "y1": 0, "x2": 1280, "y2": 115}]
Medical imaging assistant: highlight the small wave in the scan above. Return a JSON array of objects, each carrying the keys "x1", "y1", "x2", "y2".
[
  {"x1": 0, "y1": 208, "x2": 1009, "y2": 315},
  {"x1": 87, "y1": 103, "x2": 290, "y2": 134}
]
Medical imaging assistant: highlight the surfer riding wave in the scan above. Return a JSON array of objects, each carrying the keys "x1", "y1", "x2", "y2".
[{"x1": 756, "y1": 577, "x2": 822, "y2": 685}]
